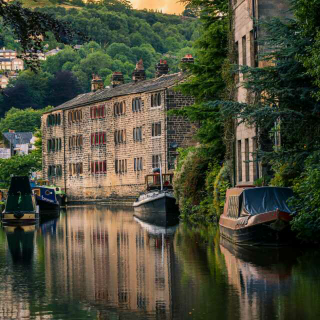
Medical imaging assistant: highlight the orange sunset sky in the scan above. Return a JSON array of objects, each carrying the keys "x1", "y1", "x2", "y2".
[{"x1": 130, "y1": 0, "x2": 185, "y2": 14}]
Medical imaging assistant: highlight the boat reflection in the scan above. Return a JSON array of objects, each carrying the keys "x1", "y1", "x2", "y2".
[
  {"x1": 3, "y1": 225, "x2": 37, "y2": 264},
  {"x1": 219, "y1": 237, "x2": 301, "y2": 320},
  {"x1": 134, "y1": 216, "x2": 179, "y2": 237}
]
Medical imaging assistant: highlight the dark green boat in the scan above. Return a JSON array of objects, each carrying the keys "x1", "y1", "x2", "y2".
[{"x1": 2, "y1": 176, "x2": 39, "y2": 225}]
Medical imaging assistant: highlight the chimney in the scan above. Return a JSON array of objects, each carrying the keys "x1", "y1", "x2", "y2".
[
  {"x1": 132, "y1": 59, "x2": 146, "y2": 82},
  {"x1": 181, "y1": 54, "x2": 194, "y2": 64},
  {"x1": 180, "y1": 54, "x2": 194, "y2": 71},
  {"x1": 91, "y1": 74, "x2": 104, "y2": 92},
  {"x1": 155, "y1": 59, "x2": 169, "y2": 77},
  {"x1": 111, "y1": 72, "x2": 124, "y2": 88}
]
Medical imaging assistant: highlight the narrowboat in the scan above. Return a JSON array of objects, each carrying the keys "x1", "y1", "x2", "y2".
[
  {"x1": 219, "y1": 187, "x2": 295, "y2": 246},
  {"x1": 32, "y1": 186, "x2": 60, "y2": 220},
  {"x1": 2, "y1": 176, "x2": 39, "y2": 225},
  {"x1": 133, "y1": 172, "x2": 179, "y2": 227}
]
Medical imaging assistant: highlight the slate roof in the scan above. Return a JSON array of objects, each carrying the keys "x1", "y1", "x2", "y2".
[
  {"x1": 47, "y1": 72, "x2": 186, "y2": 113},
  {"x1": 0, "y1": 49, "x2": 15, "y2": 53},
  {"x1": 3, "y1": 132, "x2": 33, "y2": 146}
]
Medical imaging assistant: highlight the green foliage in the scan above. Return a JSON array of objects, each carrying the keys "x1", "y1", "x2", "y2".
[
  {"x1": 218, "y1": 18, "x2": 320, "y2": 170},
  {"x1": 0, "y1": 107, "x2": 51, "y2": 133},
  {"x1": 171, "y1": 0, "x2": 229, "y2": 225},
  {"x1": 0, "y1": 2, "x2": 200, "y2": 110},
  {"x1": 174, "y1": 146, "x2": 230, "y2": 224},
  {"x1": 290, "y1": 152, "x2": 320, "y2": 243},
  {"x1": 0, "y1": 153, "x2": 42, "y2": 188},
  {"x1": 0, "y1": 0, "x2": 80, "y2": 70},
  {"x1": 212, "y1": 164, "x2": 230, "y2": 217}
]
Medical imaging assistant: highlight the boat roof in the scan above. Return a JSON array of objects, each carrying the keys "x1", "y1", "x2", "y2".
[{"x1": 242, "y1": 187, "x2": 293, "y2": 215}]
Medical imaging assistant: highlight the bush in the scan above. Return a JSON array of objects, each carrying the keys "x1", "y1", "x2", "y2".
[
  {"x1": 174, "y1": 147, "x2": 211, "y2": 223},
  {"x1": 213, "y1": 163, "x2": 231, "y2": 217},
  {"x1": 173, "y1": 147, "x2": 231, "y2": 224},
  {"x1": 290, "y1": 151, "x2": 320, "y2": 243}
]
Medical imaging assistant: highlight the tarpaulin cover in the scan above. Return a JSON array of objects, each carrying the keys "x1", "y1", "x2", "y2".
[{"x1": 242, "y1": 187, "x2": 293, "y2": 215}]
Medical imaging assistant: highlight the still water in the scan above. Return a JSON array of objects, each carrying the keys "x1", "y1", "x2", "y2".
[{"x1": 0, "y1": 206, "x2": 320, "y2": 320}]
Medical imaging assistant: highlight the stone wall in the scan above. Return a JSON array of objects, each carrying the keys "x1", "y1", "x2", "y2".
[
  {"x1": 233, "y1": 0, "x2": 290, "y2": 185},
  {"x1": 42, "y1": 86, "x2": 196, "y2": 200}
]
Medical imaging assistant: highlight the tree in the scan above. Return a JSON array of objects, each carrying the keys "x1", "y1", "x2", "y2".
[
  {"x1": 1, "y1": 70, "x2": 52, "y2": 114},
  {"x1": 0, "y1": 0, "x2": 80, "y2": 70},
  {"x1": 0, "y1": 107, "x2": 51, "y2": 133},
  {"x1": 46, "y1": 71, "x2": 82, "y2": 107},
  {"x1": 171, "y1": 0, "x2": 229, "y2": 222},
  {"x1": 292, "y1": 0, "x2": 320, "y2": 100},
  {"x1": 0, "y1": 153, "x2": 41, "y2": 188}
]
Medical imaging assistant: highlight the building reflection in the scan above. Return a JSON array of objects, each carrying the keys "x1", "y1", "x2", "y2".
[
  {"x1": 0, "y1": 225, "x2": 38, "y2": 319},
  {"x1": 42, "y1": 206, "x2": 178, "y2": 317}
]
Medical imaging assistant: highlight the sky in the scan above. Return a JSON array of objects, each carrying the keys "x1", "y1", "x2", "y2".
[{"x1": 130, "y1": 0, "x2": 184, "y2": 14}]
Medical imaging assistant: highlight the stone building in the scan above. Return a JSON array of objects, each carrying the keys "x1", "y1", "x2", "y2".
[
  {"x1": 42, "y1": 58, "x2": 197, "y2": 200},
  {"x1": 232, "y1": 0, "x2": 290, "y2": 185}
]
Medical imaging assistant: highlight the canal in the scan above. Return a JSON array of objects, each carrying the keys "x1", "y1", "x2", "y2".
[{"x1": 0, "y1": 205, "x2": 320, "y2": 319}]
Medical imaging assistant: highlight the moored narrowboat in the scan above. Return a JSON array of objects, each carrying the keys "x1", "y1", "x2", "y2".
[
  {"x1": 219, "y1": 187, "x2": 295, "y2": 246},
  {"x1": 2, "y1": 176, "x2": 39, "y2": 225},
  {"x1": 32, "y1": 186, "x2": 60, "y2": 220},
  {"x1": 133, "y1": 173, "x2": 179, "y2": 227}
]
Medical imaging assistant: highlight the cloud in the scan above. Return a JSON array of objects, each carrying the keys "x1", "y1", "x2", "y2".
[{"x1": 130, "y1": 0, "x2": 184, "y2": 14}]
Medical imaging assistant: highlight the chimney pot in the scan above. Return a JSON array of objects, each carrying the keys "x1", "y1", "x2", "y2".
[
  {"x1": 132, "y1": 59, "x2": 146, "y2": 82},
  {"x1": 181, "y1": 54, "x2": 194, "y2": 64},
  {"x1": 91, "y1": 74, "x2": 104, "y2": 92},
  {"x1": 112, "y1": 72, "x2": 125, "y2": 88},
  {"x1": 155, "y1": 59, "x2": 169, "y2": 78}
]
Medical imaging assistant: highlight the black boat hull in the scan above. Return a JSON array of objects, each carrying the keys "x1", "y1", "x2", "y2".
[
  {"x1": 133, "y1": 195, "x2": 179, "y2": 227},
  {"x1": 36, "y1": 197, "x2": 60, "y2": 220},
  {"x1": 220, "y1": 222, "x2": 295, "y2": 246}
]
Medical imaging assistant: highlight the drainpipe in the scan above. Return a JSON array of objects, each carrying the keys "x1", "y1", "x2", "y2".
[
  {"x1": 165, "y1": 89, "x2": 168, "y2": 174},
  {"x1": 63, "y1": 109, "x2": 67, "y2": 196}
]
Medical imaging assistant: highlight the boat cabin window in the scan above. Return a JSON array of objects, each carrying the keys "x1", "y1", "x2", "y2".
[
  {"x1": 226, "y1": 195, "x2": 241, "y2": 219},
  {"x1": 146, "y1": 174, "x2": 173, "y2": 191}
]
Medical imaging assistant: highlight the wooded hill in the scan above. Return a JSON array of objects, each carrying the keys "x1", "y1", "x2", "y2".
[{"x1": 0, "y1": 0, "x2": 199, "y2": 116}]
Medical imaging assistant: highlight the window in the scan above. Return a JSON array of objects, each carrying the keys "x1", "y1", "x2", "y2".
[
  {"x1": 69, "y1": 109, "x2": 83, "y2": 123},
  {"x1": 134, "y1": 158, "x2": 143, "y2": 171},
  {"x1": 90, "y1": 161, "x2": 106, "y2": 174},
  {"x1": 132, "y1": 98, "x2": 142, "y2": 113},
  {"x1": 91, "y1": 105, "x2": 106, "y2": 119},
  {"x1": 114, "y1": 101, "x2": 126, "y2": 116},
  {"x1": 250, "y1": 29, "x2": 258, "y2": 67},
  {"x1": 235, "y1": 41, "x2": 239, "y2": 83},
  {"x1": 48, "y1": 165, "x2": 62, "y2": 178},
  {"x1": 114, "y1": 130, "x2": 126, "y2": 145},
  {"x1": 245, "y1": 138, "x2": 250, "y2": 182},
  {"x1": 115, "y1": 159, "x2": 127, "y2": 174},
  {"x1": 152, "y1": 122, "x2": 161, "y2": 137},
  {"x1": 151, "y1": 93, "x2": 162, "y2": 107},
  {"x1": 238, "y1": 140, "x2": 242, "y2": 182},
  {"x1": 90, "y1": 132, "x2": 106, "y2": 146},
  {"x1": 69, "y1": 135, "x2": 83, "y2": 149},
  {"x1": 152, "y1": 155, "x2": 161, "y2": 169},
  {"x1": 133, "y1": 127, "x2": 142, "y2": 142},
  {"x1": 242, "y1": 35, "x2": 247, "y2": 66},
  {"x1": 47, "y1": 113, "x2": 61, "y2": 127},
  {"x1": 252, "y1": 137, "x2": 260, "y2": 181}
]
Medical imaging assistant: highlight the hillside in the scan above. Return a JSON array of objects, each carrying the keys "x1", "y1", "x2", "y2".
[{"x1": 0, "y1": 0, "x2": 200, "y2": 116}]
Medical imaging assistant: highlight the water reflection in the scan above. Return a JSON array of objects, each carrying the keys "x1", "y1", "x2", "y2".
[
  {"x1": 0, "y1": 206, "x2": 320, "y2": 319},
  {"x1": 4, "y1": 225, "x2": 37, "y2": 264}
]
